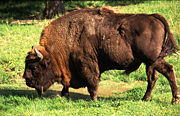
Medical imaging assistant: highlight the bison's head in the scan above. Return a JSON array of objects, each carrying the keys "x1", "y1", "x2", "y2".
[{"x1": 23, "y1": 46, "x2": 55, "y2": 96}]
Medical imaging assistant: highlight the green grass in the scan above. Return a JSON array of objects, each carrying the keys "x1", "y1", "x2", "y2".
[
  {"x1": 0, "y1": 20, "x2": 50, "y2": 84},
  {"x1": 0, "y1": 81, "x2": 180, "y2": 116},
  {"x1": 0, "y1": 1, "x2": 180, "y2": 115}
]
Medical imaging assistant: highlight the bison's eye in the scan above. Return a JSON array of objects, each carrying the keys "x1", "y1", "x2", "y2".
[
  {"x1": 34, "y1": 66, "x2": 39, "y2": 71},
  {"x1": 31, "y1": 66, "x2": 40, "y2": 76},
  {"x1": 30, "y1": 65, "x2": 38, "y2": 71}
]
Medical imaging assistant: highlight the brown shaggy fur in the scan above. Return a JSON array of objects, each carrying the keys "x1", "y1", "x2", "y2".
[{"x1": 23, "y1": 8, "x2": 179, "y2": 103}]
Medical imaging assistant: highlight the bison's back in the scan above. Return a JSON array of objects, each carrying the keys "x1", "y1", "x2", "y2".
[{"x1": 39, "y1": 8, "x2": 167, "y2": 76}]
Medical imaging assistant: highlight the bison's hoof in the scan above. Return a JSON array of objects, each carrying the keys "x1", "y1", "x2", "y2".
[
  {"x1": 61, "y1": 93, "x2": 69, "y2": 99},
  {"x1": 172, "y1": 95, "x2": 180, "y2": 104},
  {"x1": 142, "y1": 97, "x2": 151, "y2": 101},
  {"x1": 56, "y1": 94, "x2": 61, "y2": 97},
  {"x1": 93, "y1": 97, "x2": 98, "y2": 101},
  {"x1": 91, "y1": 96, "x2": 98, "y2": 101}
]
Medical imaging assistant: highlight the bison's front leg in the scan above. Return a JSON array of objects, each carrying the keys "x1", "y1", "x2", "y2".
[
  {"x1": 61, "y1": 86, "x2": 69, "y2": 99},
  {"x1": 82, "y1": 62, "x2": 100, "y2": 100},
  {"x1": 35, "y1": 88, "x2": 43, "y2": 97},
  {"x1": 87, "y1": 80, "x2": 99, "y2": 100}
]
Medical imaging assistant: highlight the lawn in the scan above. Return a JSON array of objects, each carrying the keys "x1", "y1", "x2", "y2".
[{"x1": 0, "y1": 0, "x2": 180, "y2": 115}]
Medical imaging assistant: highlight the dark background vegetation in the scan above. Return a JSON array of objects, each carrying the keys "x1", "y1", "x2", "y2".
[{"x1": 0, "y1": 0, "x2": 159, "y2": 20}]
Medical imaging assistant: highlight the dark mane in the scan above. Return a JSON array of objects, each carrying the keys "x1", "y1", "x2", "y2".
[
  {"x1": 51, "y1": 8, "x2": 115, "y2": 23},
  {"x1": 98, "y1": 8, "x2": 114, "y2": 15}
]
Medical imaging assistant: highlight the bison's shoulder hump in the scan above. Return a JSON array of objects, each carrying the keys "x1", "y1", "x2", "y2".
[{"x1": 98, "y1": 8, "x2": 114, "y2": 15}]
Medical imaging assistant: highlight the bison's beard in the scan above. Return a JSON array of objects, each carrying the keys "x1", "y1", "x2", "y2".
[
  {"x1": 35, "y1": 80, "x2": 54, "y2": 96},
  {"x1": 25, "y1": 78, "x2": 54, "y2": 96},
  {"x1": 25, "y1": 68, "x2": 56, "y2": 96}
]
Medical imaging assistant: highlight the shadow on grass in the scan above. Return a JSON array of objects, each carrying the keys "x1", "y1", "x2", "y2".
[
  {"x1": 0, "y1": 89, "x2": 39, "y2": 99},
  {"x1": 0, "y1": 87, "x2": 146, "y2": 102},
  {"x1": 1, "y1": 88, "x2": 171, "y2": 105},
  {"x1": 0, "y1": 89, "x2": 92, "y2": 100}
]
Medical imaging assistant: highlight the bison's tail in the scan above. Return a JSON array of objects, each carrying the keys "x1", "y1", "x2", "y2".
[{"x1": 151, "y1": 14, "x2": 178, "y2": 58}]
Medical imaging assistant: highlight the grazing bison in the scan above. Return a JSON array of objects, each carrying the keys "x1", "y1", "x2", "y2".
[{"x1": 23, "y1": 8, "x2": 179, "y2": 103}]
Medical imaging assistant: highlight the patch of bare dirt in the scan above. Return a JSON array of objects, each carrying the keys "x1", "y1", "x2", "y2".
[{"x1": 47, "y1": 80, "x2": 145, "y2": 100}]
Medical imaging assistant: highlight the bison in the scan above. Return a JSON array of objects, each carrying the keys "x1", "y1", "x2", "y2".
[{"x1": 23, "y1": 8, "x2": 180, "y2": 103}]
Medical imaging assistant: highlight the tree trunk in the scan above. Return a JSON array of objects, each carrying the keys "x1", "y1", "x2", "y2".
[{"x1": 42, "y1": 0, "x2": 66, "y2": 19}]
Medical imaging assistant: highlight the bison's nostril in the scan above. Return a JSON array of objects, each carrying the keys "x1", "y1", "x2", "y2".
[
  {"x1": 25, "y1": 79, "x2": 33, "y2": 87},
  {"x1": 23, "y1": 72, "x2": 28, "y2": 79},
  {"x1": 26, "y1": 78, "x2": 30, "y2": 82},
  {"x1": 23, "y1": 74, "x2": 26, "y2": 79}
]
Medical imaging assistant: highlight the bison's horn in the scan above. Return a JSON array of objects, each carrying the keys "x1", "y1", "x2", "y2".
[{"x1": 34, "y1": 47, "x2": 43, "y2": 60}]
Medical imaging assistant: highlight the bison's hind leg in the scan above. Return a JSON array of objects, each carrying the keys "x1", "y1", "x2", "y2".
[
  {"x1": 155, "y1": 59, "x2": 180, "y2": 104},
  {"x1": 125, "y1": 60, "x2": 142, "y2": 75},
  {"x1": 142, "y1": 66, "x2": 158, "y2": 101}
]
